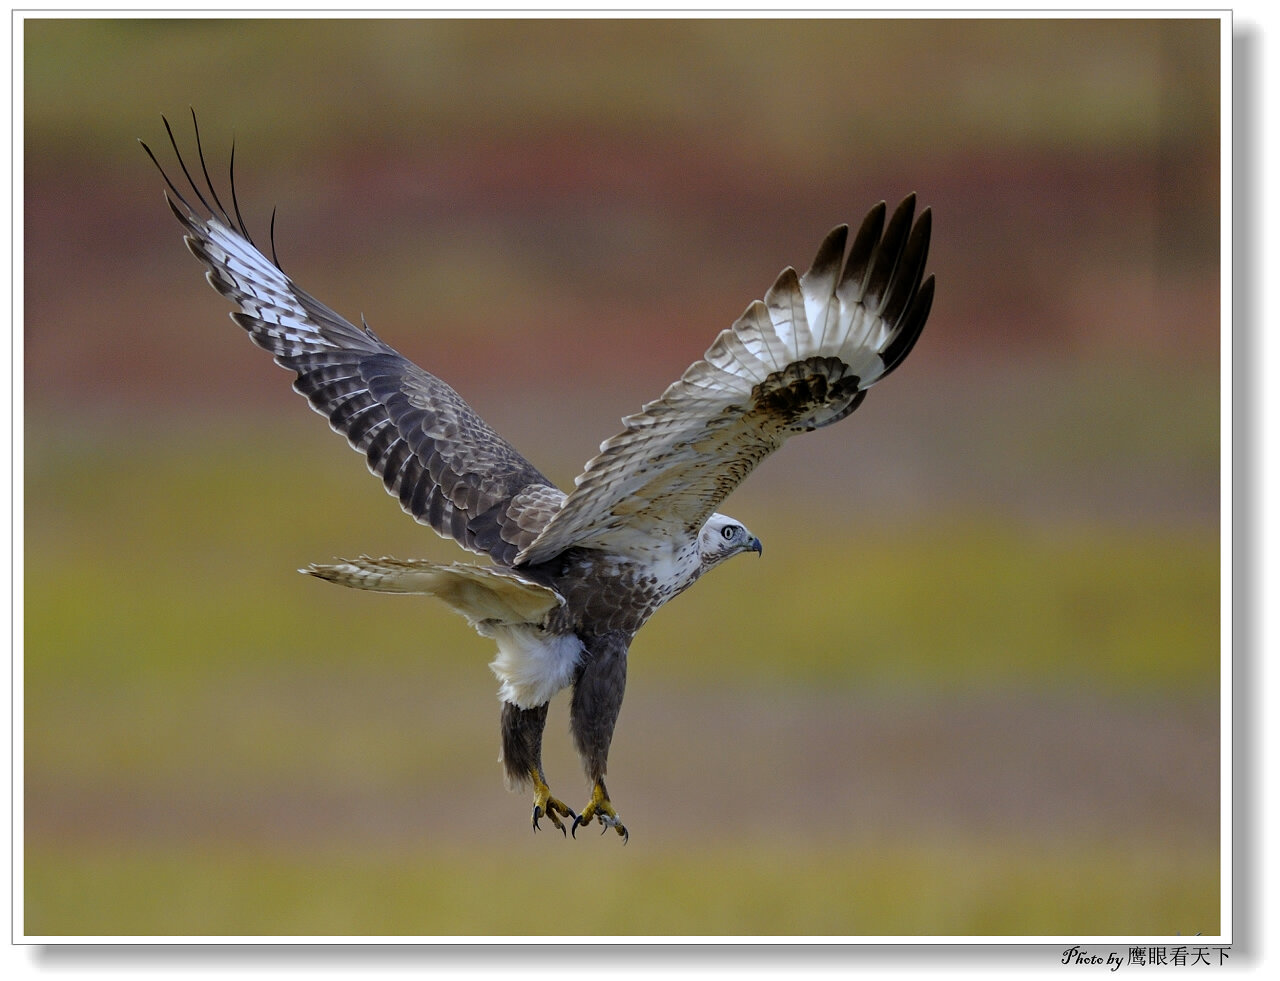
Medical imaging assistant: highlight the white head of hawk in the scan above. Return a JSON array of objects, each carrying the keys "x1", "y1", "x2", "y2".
[
  {"x1": 699, "y1": 513, "x2": 763, "y2": 569},
  {"x1": 142, "y1": 112, "x2": 934, "y2": 843}
]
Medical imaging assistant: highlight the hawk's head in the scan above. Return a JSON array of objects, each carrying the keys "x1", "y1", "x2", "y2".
[{"x1": 697, "y1": 513, "x2": 763, "y2": 571}]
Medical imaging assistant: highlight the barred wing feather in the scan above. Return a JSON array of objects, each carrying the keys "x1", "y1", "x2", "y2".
[
  {"x1": 143, "y1": 115, "x2": 561, "y2": 567},
  {"x1": 518, "y1": 196, "x2": 933, "y2": 565},
  {"x1": 303, "y1": 556, "x2": 564, "y2": 625}
]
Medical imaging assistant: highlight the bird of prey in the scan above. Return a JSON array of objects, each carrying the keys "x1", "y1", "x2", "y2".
[{"x1": 142, "y1": 113, "x2": 934, "y2": 842}]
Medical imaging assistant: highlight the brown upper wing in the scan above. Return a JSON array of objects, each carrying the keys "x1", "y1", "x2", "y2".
[
  {"x1": 517, "y1": 195, "x2": 933, "y2": 566},
  {"x1": 143, "y1": 114, "x2": 563, "y2": 567}
]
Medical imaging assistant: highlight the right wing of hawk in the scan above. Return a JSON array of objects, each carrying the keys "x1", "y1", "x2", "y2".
[
  {"x1": 518, "y1": 196, "x2": 933, "y2": 566},
  {"x1": 142, "y1": 114, "x2": 562, "y2": 567}
]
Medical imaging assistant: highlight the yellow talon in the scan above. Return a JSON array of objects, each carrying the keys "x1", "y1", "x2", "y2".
[
  {"x1": 530, "y1": 769, "x2": 574, "y2": 836},
  {"x1": 571, "y1": 780, "x2": 629, "y2": 843}
]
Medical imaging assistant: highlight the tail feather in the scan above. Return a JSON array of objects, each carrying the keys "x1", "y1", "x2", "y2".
[{"x1": 302, "y1": 556, "x2": 563, "y2": 626}]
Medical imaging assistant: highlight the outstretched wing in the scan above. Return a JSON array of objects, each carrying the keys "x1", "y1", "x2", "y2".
[
  {"x1": 142, "y1": 113, "x2": 563, "y2": 567},
  {"x1": 518, "y1": 196, "x2": 933, "y2": 565}
]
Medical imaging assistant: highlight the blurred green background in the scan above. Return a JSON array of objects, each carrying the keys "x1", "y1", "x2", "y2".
[{"x1": 23, "y1": 17, "x2": 1221, "y2": 936}]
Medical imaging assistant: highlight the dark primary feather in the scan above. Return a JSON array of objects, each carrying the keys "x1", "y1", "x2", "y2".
[
  {"x1": 142, "y1": 112, "x2": 561, "y2": 566},
  {"x1": 517, "y1": 194, "x2": 935, "y2": 564}
]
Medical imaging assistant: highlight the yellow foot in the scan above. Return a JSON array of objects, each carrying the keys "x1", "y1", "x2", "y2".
[
  {"x1": 530, "y1": 771, "x2": 575, "y2": 836},
  {"x1": 571, "y1": 780, "x2": 629, "y2": 843}
]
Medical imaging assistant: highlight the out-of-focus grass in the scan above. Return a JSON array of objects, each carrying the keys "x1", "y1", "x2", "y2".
[
  {"x1": 25, "y1": 837, "x2": 1217, "y2": 937},
  {"x1": 23, "y1": 417, "x2": 1220, "y2": 937},
  {"x1": 25, "y1": 420, "x2": 1217, "y2": 694},
  {"x1": 23, "y1": 15, "x2": 1222, "y2": 940},
  {"x1": 645, "y1": 516, "x2": 1219, "y2": 693}
]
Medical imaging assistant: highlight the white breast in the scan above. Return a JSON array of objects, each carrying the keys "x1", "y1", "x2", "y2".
[{"x1": 643, "y1": 540, "x2": 704, "y2": 603}]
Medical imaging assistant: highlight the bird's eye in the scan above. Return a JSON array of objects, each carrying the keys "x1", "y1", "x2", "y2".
[{"x1": 721, "y1": 525, "x2": 738, "y2": 541}]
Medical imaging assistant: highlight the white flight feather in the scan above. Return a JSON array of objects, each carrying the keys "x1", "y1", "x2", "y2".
[{"x1": 515, "y1": 219, "x2": 914, "y2": 566}]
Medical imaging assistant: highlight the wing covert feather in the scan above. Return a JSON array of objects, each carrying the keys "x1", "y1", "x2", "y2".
[
  {"x1": 144, "y1": 114, "x2": 561, "y2": 565},
  {"x1": 518, "y1": 195, "x2": 933, "y2": 565}
]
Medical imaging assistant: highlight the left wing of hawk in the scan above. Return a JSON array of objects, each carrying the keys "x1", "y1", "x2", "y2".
[{"x1": 518, "y1": 195, "x2": 934, "y2": 566}]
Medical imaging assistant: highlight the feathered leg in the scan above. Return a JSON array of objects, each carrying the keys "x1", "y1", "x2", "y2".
[
  {"x1": 500, "y1": 701, "x2": 574, "y2": 835},
  {"x1": 568, "y1": 634, "x2": 630, "y2": 842}
]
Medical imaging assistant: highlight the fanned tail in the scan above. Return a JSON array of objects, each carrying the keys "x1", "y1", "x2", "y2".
[{"x1": 303, "y1": 556, "x2": 563, "y2": 625}]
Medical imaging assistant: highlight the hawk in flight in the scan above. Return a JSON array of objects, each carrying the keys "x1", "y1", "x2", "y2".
[{"x1": 142, "y1": 113, "x2": 934, "y2": 841}]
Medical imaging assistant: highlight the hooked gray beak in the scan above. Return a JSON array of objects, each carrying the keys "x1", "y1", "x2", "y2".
[{"x1": 750, "y1": 537, "x2": 763, "y2": 557}]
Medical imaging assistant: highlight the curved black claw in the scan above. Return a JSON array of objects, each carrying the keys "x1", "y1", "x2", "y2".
[
  {"x1": 533, "y1": 806, "x2": 564, "y2": 837},
  {"x1": 571, "y1": 811, "x2": 629, "y2": 844},
  {"x1": 532, "y1": 802, "x2": 575, "y2": 837},
  {"x1": 572, "y1": 780, "x2": 628, "y2": 842},
  {"x1": 531, "y1": 795, "x2": 575, "y2": 837}
]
